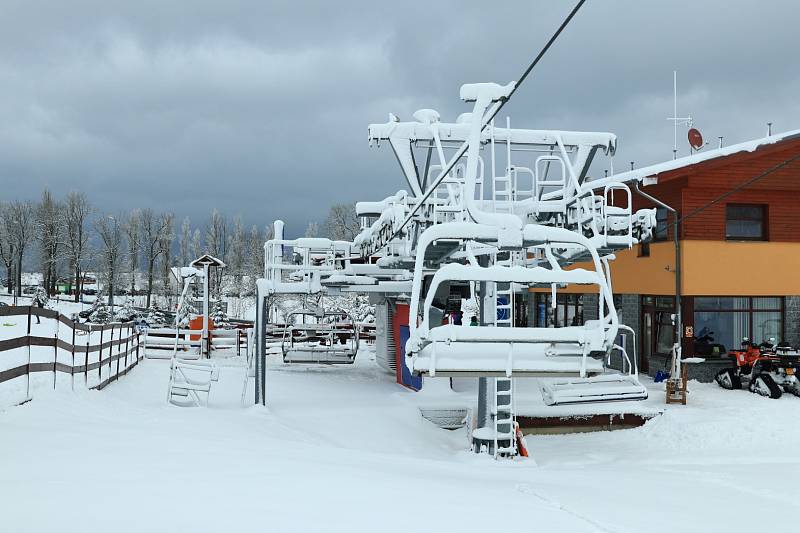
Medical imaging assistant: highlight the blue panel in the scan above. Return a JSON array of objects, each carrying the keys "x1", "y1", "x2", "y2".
[
  {"x1": 399, "y1": 324, "x2": 422, "y2": 391},
  {"x1": 497, "y1": 296, "x2": 510, "y2": 321}
]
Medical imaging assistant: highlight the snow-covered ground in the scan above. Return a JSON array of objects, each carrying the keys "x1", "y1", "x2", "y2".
[{"x1": 1, "y1": 347, "x2": 799, "y2": 532}]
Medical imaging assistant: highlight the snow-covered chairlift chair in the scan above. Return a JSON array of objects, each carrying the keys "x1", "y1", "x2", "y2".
[{"x1": 281, "y1": 309, "x2": 359, "y2": 364}]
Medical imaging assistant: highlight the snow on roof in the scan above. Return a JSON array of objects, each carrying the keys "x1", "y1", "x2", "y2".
[
  {"x1": 605, "y1": 128, "x2": 800, "y2": 186},
  {"x1": 170, "y1": 266, "x2": 203, "y2": 280},
  {"x1": 190, "y1": 254, "x2": 226, "y2": 268}
]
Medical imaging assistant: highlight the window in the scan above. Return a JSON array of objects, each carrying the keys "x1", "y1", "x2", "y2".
[
  {"x1": 726, "y1": 204, "x2": 766, "y2": 240},
  {"x1": 654, "y1": 207, "x2": 669, "y2": 241},
  {"x1": 693, "y1": 297, "x2": 782, "y2": 356},
  {"x1": 534, "y1": 293, "x2": 583, "y2": 327}
]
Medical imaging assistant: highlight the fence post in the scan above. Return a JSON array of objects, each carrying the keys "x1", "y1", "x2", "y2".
[
  {"x1": 109, "y1": 324, "x2": 115, "y2": 381},
  {"x1": 115, "y1": 324, "x2": 121, "y2": 381},
  {"x1": 53, "y1": 330, "x2": 57, "y2": 390},
  {"x1": 237, "y1": 329, "x2": 241, "y2": 358},
  {"x1": 26, "y1": 306, "x2": 31, "y2": 400},
  {"x1": 71, "y1": 324, "x2": 76, "y2": 391},
  {"x1": 123, "y1": 324, "x2": 130, "y2": 373},
  {"x1": 98, "y1": 326, "x2": 103, "y2": 385},
  {"x1": 85, "y1": 335, "x2": 90, "y2": 388}
]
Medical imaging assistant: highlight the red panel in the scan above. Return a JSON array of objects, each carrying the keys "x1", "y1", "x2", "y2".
[{"x1": 393, "y1": 302, "x2": 409, "y2": 385}]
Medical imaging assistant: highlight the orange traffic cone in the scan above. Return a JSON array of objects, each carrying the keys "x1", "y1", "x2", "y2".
[{"x1": 515, "y1": 421, "x2": 529, "y2": 458}]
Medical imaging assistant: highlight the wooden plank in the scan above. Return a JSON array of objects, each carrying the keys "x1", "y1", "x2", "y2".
[
  {"x1": 0, "y1": 364, "x2": 29, "y2": 383},
  {"x1": 0, "y1": 336, "x2": 30, "y2": 352}
]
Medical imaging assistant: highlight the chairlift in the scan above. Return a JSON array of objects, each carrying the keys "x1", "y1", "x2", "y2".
[{"x1": 282, "y1": 308, "x2": 359, "y2": 364}]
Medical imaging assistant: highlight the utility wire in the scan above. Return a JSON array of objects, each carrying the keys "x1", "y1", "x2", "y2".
[
  {"x1": 486, "y1": 0, "x2": 587, "y2": 124},
  {"x1": 389, "y1": 0, "x2": 589, "y2": 239},
  {"x1": 678, "y1": 151, "x2": 800, "y2": 223}
]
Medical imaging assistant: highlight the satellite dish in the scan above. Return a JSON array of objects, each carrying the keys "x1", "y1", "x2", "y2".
[{"x1": 688, "y1": 128, "x2": 704, "y2": 150}]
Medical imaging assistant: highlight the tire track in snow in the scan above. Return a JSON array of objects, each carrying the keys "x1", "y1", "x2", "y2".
[{"x1": 515, "y1": 483, "x2": 620, "y2": 533}]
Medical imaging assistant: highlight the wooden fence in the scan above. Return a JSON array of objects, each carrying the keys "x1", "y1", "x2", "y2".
[
  {"x1": 143, "y1": 326, "x2": 249, "y2": 359},
  {"x1": 0, "y1": 306, "x2": 142, "y2": 406}
]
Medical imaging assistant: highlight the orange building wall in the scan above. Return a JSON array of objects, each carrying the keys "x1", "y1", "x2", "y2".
[{"x1": 600, "y1": 240, "x2": 800, "y2": 296}]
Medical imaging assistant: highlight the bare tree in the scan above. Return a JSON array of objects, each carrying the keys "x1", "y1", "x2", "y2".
[
  {"x1": 122, "y1": 209, "x2": 142, "y2": 296},
  {"x1": 304, "y1": 221, "x2": 319, "y2": 237},
  {"x1": 230, "y1": 216, "x2": 246, "y2": 292},
  {"x1": 0, "y1": 203, "x2": 16, "y2": 294},
  {"x1": 157, "y1": 213, "x2": 175, "y2": 306},
  {"x1": 62, "y1": 192, "x2": 91, "y2": 302},
  {"x1": 322, "y1": 203, "x2": 360, "y2": 241},
  {"x1": 179, "y1": 216, "x2": 191, "y2": 266},
  {"x1": 191, "y1": 228, "x2": 202, "y2": 260},
  {"x1": 205, "y1": 209, "x2": 229, "y2": 297},
  {"x1": 94, "y1": 215, "x2": 123, "y2": 308},
  {"x1": 246, "y1": 224, "x2": 270, "y2": 296},
  {"x1": 140, "y1": 208, "x2": 172, "y2": 307},
  {"x1": 36, "y1": 189, "x2": 62, "y2": 295},
  {"x1": 7, "y1": 201, "x2": 35, "y2": 297}
]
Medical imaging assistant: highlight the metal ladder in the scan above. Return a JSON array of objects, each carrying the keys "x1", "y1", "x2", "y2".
[
  {"x1": 492, "y1": 171, "x2": 514, "y2": 214},
  {"x1": 493, "y1": 377, "x2": 515, "y2": 457},
  {"x1": 492, "y1": 256, "x2": 516, "y2": 457}
]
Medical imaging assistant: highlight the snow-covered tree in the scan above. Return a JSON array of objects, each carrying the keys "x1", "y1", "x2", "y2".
[
  {"x1": 304, "y1": 221, "x2": 319, "y2": 238},
  {"x1": 145, "y1": 303, "x2": 168, "y2": 326},
  {"x1": 0, "y1": 203, "x2": 16, "y2": 294},
  {"x1": 205, "y1": 209, "x2": 228, "y2": 298},
  {"x1": 36, "y1": 189, "x2": 62, "y2": 296},
  {"x1": 228, "y1": 216, "x2": 246, "y2": 313},
  {"x1": 191, "y1": 228, "x2": 202, "y2": 260},
  {"x1": 326, "y1": 293, "x2": 374, "y2": 323},
  {"x1": 31, "y1": 285, "x2": 49, "y2": 308},
  {"x1": 94, "y1": 215, "x2": 124, "y2": 308},
  {"x1": 6, "y1": 200, "x2": 35, "y2": 297},
  {"x1": 140, "y1": 209, "x2": 172, "y2": 308},
  {"x1": 157, "y1": 214, "x2": 175, "y2": 307},
  {"x1": 210, "y1": 300, "x2": 229, "y2": 327},
  {"x1": 179, "y1": 216, "x2": 192, "y2": 267},
  {"x1": 114, "y1": 298, "x2": 138, "y2": 322},
  {"x1": 322, "y1": 203, "x2": 360, "y2": 241},
  {"x1": 122, "y1": 209, "x2": 141, "y2": 296},
  {"x1": 88, "y1": 301, "x2": 112, "y2": 324},
  {"x1": 62, "y1": 191, "x2": 92, "y2": 302},
  {"x1": 245, "y1": 224, "x2": 270, "y2": 297},
  {"x1": 176, "y1": 298, "x2": 197, "y2": 327}
]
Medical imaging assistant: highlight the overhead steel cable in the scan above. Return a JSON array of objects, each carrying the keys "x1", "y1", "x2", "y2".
[{"x1": 388, "y1": 0, "x2": 589, "y2": 241}]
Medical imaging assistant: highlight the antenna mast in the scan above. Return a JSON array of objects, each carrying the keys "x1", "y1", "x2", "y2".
[{"x1": 667, "y1": 70, "x2": 692, "y2": 159}]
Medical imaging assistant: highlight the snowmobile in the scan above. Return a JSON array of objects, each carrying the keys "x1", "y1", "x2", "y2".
[{"x1": 714, "y1": 337, "x2": 800, "y2": 399}]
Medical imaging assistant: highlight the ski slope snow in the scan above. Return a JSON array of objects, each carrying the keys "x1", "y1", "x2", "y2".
[{"x1": 1, "y1": 348, "x2": 799, "y2": 533}]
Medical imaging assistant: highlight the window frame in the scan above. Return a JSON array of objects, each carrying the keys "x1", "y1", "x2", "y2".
[
  {"x1": 653, "y1": 206, "x2": 670, "y2": 242},
  {"x1": 692, "y1": 296, "x2": 784, "y2": 349},
  {"x1": 725, "y1": 203, "x2": 768, "y2": 241}
]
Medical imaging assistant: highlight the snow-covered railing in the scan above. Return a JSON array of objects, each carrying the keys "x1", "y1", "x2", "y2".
[
  {"x1": 143, "y1": 327, "x2": 247, "y2": 359},
  {"x1": 0, "y1": 306, "x2": 142, "y2": 407}
]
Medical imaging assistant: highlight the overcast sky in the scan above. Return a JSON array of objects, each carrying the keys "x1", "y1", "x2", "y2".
[{"x1": 1, "y1": 0, "x2": 798, "y2": 236}]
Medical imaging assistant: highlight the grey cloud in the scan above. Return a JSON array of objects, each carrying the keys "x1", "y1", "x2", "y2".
[{"x1": 0, "y1": 0, "x2": 798, "y2": 235}]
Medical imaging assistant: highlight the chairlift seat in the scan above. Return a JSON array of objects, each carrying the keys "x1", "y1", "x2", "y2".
[{"x1": 539, "y1": 374, "x2": 648, "y2": 406}]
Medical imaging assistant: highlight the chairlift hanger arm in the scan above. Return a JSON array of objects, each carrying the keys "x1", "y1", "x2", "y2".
[{"x1": 384, "y1": 0, "x2": 589, "y2": 242}]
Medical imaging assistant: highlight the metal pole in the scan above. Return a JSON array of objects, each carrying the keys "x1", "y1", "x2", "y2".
[
  {"x1": 633, "y1": 183, "x2": 682, "y2": 370},
  {"x1": 673, "y1": 70, "x2": 678, "y2": 159},
  {"x1": 203, "y1": 263, "x2": 209, "y2": 358},
  {"x1": 474, "y1": 254, "x2": 491, "y2": 452}
]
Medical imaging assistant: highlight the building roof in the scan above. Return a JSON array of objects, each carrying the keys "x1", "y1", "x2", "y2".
[
  {"x1": 607, "y1": 128, "x2": 800, "y2": 186},
  {"x1": 190, "y1": 254, "x2": 226, "y2": 268}
]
